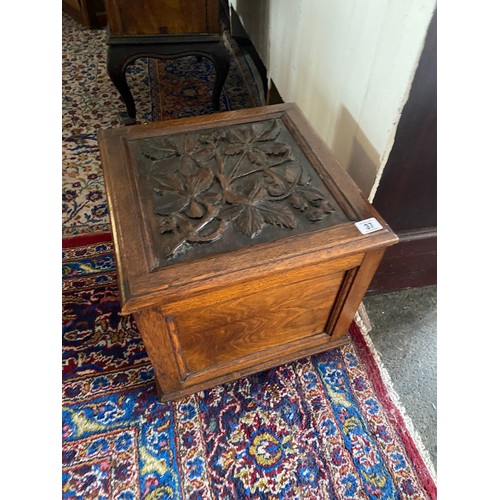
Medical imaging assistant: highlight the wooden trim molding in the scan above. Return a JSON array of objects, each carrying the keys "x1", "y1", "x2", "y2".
[{"x1": 367, "y1": 228, "x2": 436, "y2": 294}]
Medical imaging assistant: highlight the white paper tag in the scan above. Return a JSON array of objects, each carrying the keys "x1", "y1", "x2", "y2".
[{"x1": 355, "y1": 217, "x2": 383, "y2": 235}]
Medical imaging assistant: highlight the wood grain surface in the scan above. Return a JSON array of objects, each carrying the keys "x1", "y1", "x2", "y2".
[
  {"x1": 105, "y1": 0, "x2": 219, "y2": 36},
  {"x1": 174, "y1": 271, "x2": 344, "y2": 372}
]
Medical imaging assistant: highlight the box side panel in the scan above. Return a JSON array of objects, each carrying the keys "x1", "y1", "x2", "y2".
[
  {"x1": 160, "y1": 254, "x2": 363, "y2": 384},
  {"x1": 173, "y1": 271, "x2": 344, "y2": 374}
]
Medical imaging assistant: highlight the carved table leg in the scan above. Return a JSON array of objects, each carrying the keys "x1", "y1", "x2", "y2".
[
  {"x1": 107, "y1": 37, "x2": 231, "y2": 124},
  {"x1": 107, "y1": 45, "x2": 138, "y2": 125},
  {"x1": 210, "y1": 42, "x2": 230, "y2": 111}
]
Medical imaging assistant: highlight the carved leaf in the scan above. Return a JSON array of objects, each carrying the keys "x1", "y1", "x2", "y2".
[
  {"x1": 151, "y1": 156, "x2": 181, "y2": 176},
  {"x1": 190, "y1": 219, "x2": 228, "y2": 243},
  {"x1": 299, "y1": 171, "x2": 311, "y2": 186},
  {"x1": 255, "y1": 120, "x2": 281, "y2": 142},
  {"x1": 214, "y1": 151, "x2": 226, "y2": 174},
  {"x1": 248, "y1": 180, "x2": 267, "y2": 201},
  {"x1": 239, "y1": 127, "x2": 253, "y2": 144},
  {"x1": 257, "y1": 142, "x2": 291, "y2": 156},
  {"x1": 224, "y1": 190, "x2": 247, "y2": 205},
  {"x1": 185, "y1": 167, "x2": 214, "y2": 195},
  {"x1": 192, "y1": 145, "x2": 214, "y2": 163},
  {"x1": 184, "y1": 199, "x2": 205, "y2": 219},
  {"x1": 248, "y1": 148, "x2": 268, "y2": 166},
  {"x1": 198, "y1": 132, "x2": 215, "y2": 144},
  {"x1": 196, "y1": 218, "x2": 220, "y2": 237},
  {"x1": 216, "y1": 173, "x2": 229, "y2": 191},
  {"x1": 234, "y1": 206, "x2": 265, "y2": 238},
  {"x1": 305, "y1": 207, "x2": 326, "y2": 222},
  {"x1": 220, "y1": 143, "x2": 246, "y2": 156},
  {"x1": 158, "y1": 215, "x2": 177, "y2": 233},
  {"x1": 141, "y1": 138, "x2": 178, "y2": 161},
  {"x1": 285, "y1": 166, "x2": 300, "y2": 183},
  {"x1": 290, "y1": 194, "x2": 308, "y2": 211},
  {"x1": 176, "y1": 216, "x2": 193, "y2": 235},
  {"x1": 225, "y1": 129, "x2": 247, "y2": 144},
  {"x1": 197, "y1": 191, "x2": 222, "y2": 206},
  {"x1": 212, "y1": 129, "x2": 226, "y2": 141},
  {"x1": 301, "y1": 187, "x2": 324, "y2": 203},
  {"x1": 257, "y1": 202, "x2": 297, "y2": 229},
  {"x1": 184, "y1": 135, "x2": 198, "y2": 154},
  {"x1": 320, "y1": 200, "x2": 334, "y2": 213},
  {"x1": 230, "y1": 160, "x2": 266, "y2": 180},
  {"x1": 151, "y1": 172, "x2": 184, "y2": 192},
  {"x1": 155, "y1": 191, "x2": 189, "y2": 215},
  {"x1": 218, "y1": 204, "x2": 244, "y2": 221},
  {"x1": 179, "y1": 156, "x2": 198, "y2": 177}
]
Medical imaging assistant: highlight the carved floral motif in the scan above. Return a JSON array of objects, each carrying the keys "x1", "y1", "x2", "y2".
[{"x1": 140, "y1": 119, "x2": 335, "y2": 258}]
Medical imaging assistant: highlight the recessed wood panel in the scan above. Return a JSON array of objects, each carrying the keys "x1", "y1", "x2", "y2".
[{"x1": 171, "y1": 271, "x2": 345, "y2": 374}]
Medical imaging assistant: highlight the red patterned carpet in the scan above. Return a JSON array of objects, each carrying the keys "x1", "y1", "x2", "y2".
[{"x1": 63, "y1": 233, "x2": 436, "y2": 499}]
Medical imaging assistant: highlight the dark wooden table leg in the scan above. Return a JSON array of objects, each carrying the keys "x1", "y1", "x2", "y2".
[
  {"x1": 107, "y1": 37, "x2": 231, "y2": 124},
  {"x1": 209, "y1": 42, "x2": 230, "y2": 111},
  {"x1": 107, "y1": 45, "x2": 138, "y2": 125}
]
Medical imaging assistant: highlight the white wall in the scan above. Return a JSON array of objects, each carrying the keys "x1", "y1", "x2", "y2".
[{"x1": 229, "y1": 0, "x2": 436, "y2": 199}]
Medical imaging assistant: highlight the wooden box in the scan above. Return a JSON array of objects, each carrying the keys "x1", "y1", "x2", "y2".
[{"x1": 98, "y1": 103, "x2": 398, "y2": 401}]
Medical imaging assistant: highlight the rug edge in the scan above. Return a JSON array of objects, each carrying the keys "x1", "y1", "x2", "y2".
[
  {"x1": 350, "y1": 319, "x2": 437, "y2": 495},
  {"x1": 62, "y1": 232, "x2": 113, "y2": 249}
]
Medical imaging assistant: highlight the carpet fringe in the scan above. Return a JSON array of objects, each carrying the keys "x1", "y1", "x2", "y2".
[
  {"x1": 354, "y1": 311, "x2": 437, "y2": 482},
  {"x1": 355, "y1": 302, "x2": 372, "y2": 334}
]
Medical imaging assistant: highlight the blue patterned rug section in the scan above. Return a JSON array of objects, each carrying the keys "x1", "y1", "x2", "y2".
[{"x1": 62, "y1": 234, "x2": 436, "y2": 499}]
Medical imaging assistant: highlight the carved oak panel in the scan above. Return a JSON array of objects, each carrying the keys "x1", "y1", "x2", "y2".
[{"x1": 128, "y1": 118, "x2": 350, "y2": 266}]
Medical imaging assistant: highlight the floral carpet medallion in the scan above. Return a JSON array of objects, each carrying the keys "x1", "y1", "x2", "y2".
[{"x1": 62, "y1": 234, "x2": 436, "y2": 499}]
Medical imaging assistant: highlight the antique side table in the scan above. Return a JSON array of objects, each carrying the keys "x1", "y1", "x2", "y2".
[
  {"x1": 98, "y1": 103, "x2": 398, "y2": 401},
  {"x1": 104, "y1": 0, "x2": 230, "y2": 124}
]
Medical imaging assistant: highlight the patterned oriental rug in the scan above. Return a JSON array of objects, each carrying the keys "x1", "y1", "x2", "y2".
[
  {"x1": 62, "y1": 233, "x2": 436, "y2": 499},
  {"x1": 62, "y1": 14, "x2": 436, "y2": 499}
]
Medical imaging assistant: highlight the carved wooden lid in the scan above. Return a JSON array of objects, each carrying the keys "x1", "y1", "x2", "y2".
[
  {"x1": 98, "y1": 103, "x2": 398, "y2": 312},
  {"x1": 126, "y1": 116, "x2": 351, "y2": 267}
]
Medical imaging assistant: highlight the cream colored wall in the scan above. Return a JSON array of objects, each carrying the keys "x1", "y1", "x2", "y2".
[{"x1": 229, "y1": 0, "x2": 436, "y2": 199}]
